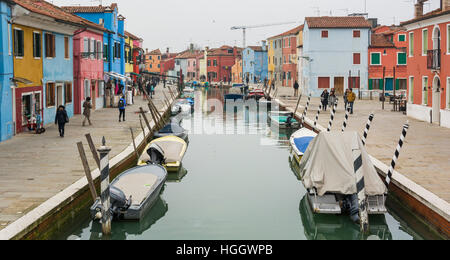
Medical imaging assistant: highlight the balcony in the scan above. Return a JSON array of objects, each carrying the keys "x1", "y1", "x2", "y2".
[{"x1": 427, "y1": 49, "x2": 441, "y2": 70}]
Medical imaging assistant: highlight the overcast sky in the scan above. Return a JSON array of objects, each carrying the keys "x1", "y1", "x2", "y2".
[{"x1": 52, "y1": 0, "x2": 442, "y2": 52}]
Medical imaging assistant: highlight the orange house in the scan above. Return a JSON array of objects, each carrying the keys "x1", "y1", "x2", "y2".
[
  {"x1": 145, "y1": 49, "x2": 161, "y2": 73},
  {"x1": 232, "y1": 56, "x2": 243, "y2": 83}
]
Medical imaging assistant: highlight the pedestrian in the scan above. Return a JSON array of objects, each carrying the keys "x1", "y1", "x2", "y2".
[
  {"x1": 82, "y1": 97, "x2": 92, "y2": 126},
  {"x1": 293, "y1": 80, "x2": 299, "y2": 97},
  {"x1": 321, "y1": 89, "x2": 329, "y2": 111},
  {"x1": 118, "y1": 94, "x2": 126, "y2": 122},
  {"x1": 163, "y1": 77, "x2": 166, "y2": 88},
  {"x1": 343, "y1": 89, "x2": 349, "y2": 110},
  {"x1": 55, "y1": 105, "x2": 68, "y2": 138},
  {"x1": 271, "y1": 80, "x2": 275, "y2": 90},
  {"x1": 347, "y1": 88, "x2": 356, "y2": 114},
  {"x1": 246, "y1": 77, "x2": 249, "y2": 86},
  {"x1": 329, "y1": 89, "x2": 337, "y2": 109}
]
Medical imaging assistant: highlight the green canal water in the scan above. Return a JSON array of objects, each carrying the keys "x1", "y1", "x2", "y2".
[{"x1": 58, "y1": 89, "x2": 441, "y2": 240}]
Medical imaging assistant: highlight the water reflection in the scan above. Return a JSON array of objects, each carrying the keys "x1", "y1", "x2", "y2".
[
  {"x1": 299, "y1": 195, "x2": 393, "y2": 240},
  {"x1": 167, "y1": 167, "x2": 188, "y2": 183}
]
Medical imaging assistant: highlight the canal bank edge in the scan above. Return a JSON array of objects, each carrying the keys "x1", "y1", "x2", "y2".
[
  {"x1": 0, "y1": 97, "x2": 176, "y2": 240},
  {"x1": 275, "y1": 97, "x2": 450, "y2": 239}
]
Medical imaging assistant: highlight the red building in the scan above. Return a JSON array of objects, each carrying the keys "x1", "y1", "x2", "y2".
[
  {"x1": 206, "y1": 45, "x2": 242, "y2": 83},
  {"x1": 368, "y1": 26, "x2": 408, "y2": 92},
  {"x1": 401, "y1": 1, "x2": 450, "y2": 127},
  {"x1": 281, "y1": 25, "x2": 302, "y2": 87},
  {"x1": 160, "y1": 48, "x2": 177, "y2": 76}
]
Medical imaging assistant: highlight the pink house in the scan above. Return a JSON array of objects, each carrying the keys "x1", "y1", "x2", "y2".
[
  {"x1": 186, "y1": 51, "x2": 203, "y2": 81},
  {"x1": 73, "y1": 25, "x2": 109, "y2": 114}
]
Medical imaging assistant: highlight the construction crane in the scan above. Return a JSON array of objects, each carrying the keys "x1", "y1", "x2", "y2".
[{"x1": 231, "y1": 21, "x2": 298, "y2": 48}]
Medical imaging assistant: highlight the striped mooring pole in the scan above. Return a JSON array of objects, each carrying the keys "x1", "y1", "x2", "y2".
[
  {"x1": 353, "y1": 148, "x2": 370, "y2": 233},
  {"x1": 97, "y1": 136, "x2": 112, "y2": 235},
  {"x1": 386, "y1": 123, "x2": 410, "y2": 186},
  {"x1": 313, "y1": 104, "x2": 322, "y2": 128},
  {"x1": 301, "y1": 95, "x2": 311, "y2": 127},
  {"x1": 361, "y1": 114, "x2": 375, "y2": 146},
  {"x1": 341, "y1": 107, "x2": 351, "y2": 132},
  {"x1": 327, "y1": 102, "x2": 338, "y2": 132}
]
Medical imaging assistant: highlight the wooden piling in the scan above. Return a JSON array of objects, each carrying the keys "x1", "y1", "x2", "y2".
[
  {"x1": 85, "y1": 133, "x2": 100, "y2": 168},
  {"x1": 139, "y1": 107, "x2": 152, "y2": 132},
  {"x1": 76, "y1": 142, "x2": 97, "y2": 202},
  {"x1": 139, "y1": 114, "x2": 146, "y2": 143},
  {"x1": 130, "y1": 127, "x2": 139, "y2": 163}
]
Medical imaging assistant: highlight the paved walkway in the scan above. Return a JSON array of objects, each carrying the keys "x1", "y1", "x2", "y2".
[
  {"x1": 274, "y1": 87, "x2": 450, "y2": 204},
  {"x1": 0, "y1": 85, "x2": 176, "y2": 230}
]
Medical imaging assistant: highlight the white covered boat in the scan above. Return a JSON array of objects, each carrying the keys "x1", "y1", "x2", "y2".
[{"x1": 289, "y1": 127, "x2": 317, "y2": 164}]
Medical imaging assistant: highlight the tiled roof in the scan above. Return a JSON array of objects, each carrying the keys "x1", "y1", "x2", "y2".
[
  {"x1": 305, "y1": 16, "x2": 371, "y2": 28},
  {"x1": 268, "y1": 24, "x2": 303, "y2": 40},
  {"x1": 176, "y1": 50, "x2": 202, "y2": 59},
  {"x1": 370, "y1": 34, "x2": 395, "y2": 48},
  {"x1": 12, "y1": 0, "x2": 109, "y2": 32},
  {"x1": 248, "y1": 46, "x2": 263, "y2": 52},
  {"x1": 61, "y1": 3, "x2": 118, "y2": 13},
  {"x1": 401, "y1": 8, "x2": 450, "y2": 26},
  {"x1": 125, "y1": 31, "x2": 141, "y2": 41},
  {"x1": 148, "y1": 49, "x2": 161, "y2": 55}
]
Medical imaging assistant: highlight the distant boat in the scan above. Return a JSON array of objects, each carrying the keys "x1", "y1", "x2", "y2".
[
  {"x1": 289, "y1": 128, "x2": 317, "y2": 164},
  {"x1": 90, "y1": 164, "x2": 167, "y2": 221},
  {"x1": 268, "y1": 111, "x2": 299, "y2": 129},
  {"x1": 224, "y1": 87, "x2": 244, "y2": 100},
  {"x1": 171, "y1": 99, "x2": 193, "y2": 116},
  {"x1": 154, "y1": 122, "x2": 188, "y2": 141},
  {"x1": 138, "y1": 136, "x2": 188, "y2": 173}
]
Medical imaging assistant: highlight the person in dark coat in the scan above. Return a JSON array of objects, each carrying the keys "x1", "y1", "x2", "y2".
[
  {"x1": 321, "y1": 89, "x2": 329, "y2": 111},
  {"x1": 118, "y1": 94, "x2": 126, "y2": 122},
  {"x1": 293, "y1": 80, "x2": 299, "y2": 97},
  {"x1": 55, "y1": 105, "x2": 68, "y2": 137},
  {"x1": 82, "y1": 97, "x2": 92, "y2": 127}
]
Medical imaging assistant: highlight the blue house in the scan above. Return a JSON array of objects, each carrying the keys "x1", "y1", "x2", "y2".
[
  {"x1": 242, "y1": 43, "x2": 268, "y2": 84},
  {"x1": 62, "y1": 4, "x2": 126, "y2": 94},
  {"x1": 0, "y1": 0, "x2": 14, "y2": 142}
]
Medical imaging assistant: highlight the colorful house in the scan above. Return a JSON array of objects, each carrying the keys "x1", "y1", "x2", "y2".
[
  {"x1": 11, "y1": 0, "x2": 87, "y2": 131},
  {"x1": 0, "y1": 0, "x2": 14, "y2": 142},
  {"x1": 297, "y1": 25, "x2": 305, "y2": 89},
  {"x1": 281, "y1": 25, "x2": 303, "y2": 88},
  {"x1": 368, "y1": 26, "x2": 408, "y2": 93},
  {"x1": 124, "y1": 30, "x2": 143, "y2": 82},
  {"x1": 124, "y1": 32, "x2": 134, "y2": 76},
  {"x1": 268, "y1": 32, "x2": 285, "y2": 87},
  {"x1": 401, "y1": 2, "x2": 450, "y2": 127},
  {"x1": 63, "y1": 4, "x2": 127, "y2": 97},
  {"x1": 145, "y1": 49, "x2": 161, "y2": 73},
  {"x1": 198, "y1": 54, "x2": 207, "y2": 82},
  {"x1": 231, "y1": 56, "x2": 243, "y2": 84},
  {"x1": 242, "y1": 43, "x2": 268, "y2": 84},
  {"x1": 206, "y1": 45, "x2": 241, "y2": 83},
  {"x1": 186, "y1": 51, "x2": 203, "y2": 81},
  {"x1": 72, "y1": 18, "x2": 110, "y2": 114},
  {"x1": 302, "y1": 16, "x2": 372, "y2": 97}
]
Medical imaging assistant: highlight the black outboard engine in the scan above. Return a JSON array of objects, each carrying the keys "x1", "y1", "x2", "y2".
[
  {"x1": 344, "y1": 194, "x2": 360, "y2": 224},
  {"x1": 146, "y1": 143, "x2": 166, "y2": 165},
  {"x1": 110, "y1": 186, "x2": 132, "y2": 219}
]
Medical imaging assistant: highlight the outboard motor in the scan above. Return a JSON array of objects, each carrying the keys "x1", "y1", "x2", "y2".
[
  {"x1": 146, "y1": 143, "x2": 166, "y2": 165},
  {"x1": 110, "y1": 186, "x2": 132, "y2": 219},
  {"x1": 344, "y1": 194, "x2": 360, "y2": 224}
]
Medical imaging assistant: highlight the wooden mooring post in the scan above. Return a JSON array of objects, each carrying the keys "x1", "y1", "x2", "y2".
[
  {"x1": 85, "y1": 133, "x2": 100, "y2": 168},
  {"x1": 139, "y1": 107, "x2": 152, "y2": 131},
  {"x1": 139, "y1": 114, "x2": 147, "y2": 143},
  {"x1": 130, "y1": 127, "x2": 139, "y2": 163},
  {"x1": 76, "y1": 142, "x2": 97, "y2": 202},
  {"x1": 97, "y1": 137, "x2": 112, "y2": 235}
]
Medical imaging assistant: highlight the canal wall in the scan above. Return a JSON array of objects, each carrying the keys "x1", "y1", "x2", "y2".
[
  {"x1": 275, "y1": 97, "x2": 450, "y2": 239},
  {"x1": 0, "y1": 97, "x2": 176, "y2": 240}
]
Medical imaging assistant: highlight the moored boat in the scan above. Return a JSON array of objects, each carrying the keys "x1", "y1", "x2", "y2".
[
  {"x1": 138, "y1": 136, "x2": 188, "y2": 173},
  {"x1": 224, "y1": 87, "x2": 244, "y2": 100},
  {"x1": 268, "y1": 111, "x2": 299, "y2": 129},
  {"x1": 289, "y1": 128, "x2": 317, "y2": 164},
  {"x1": 154, "y1": 122, "x2": 188, "y2": 141}
]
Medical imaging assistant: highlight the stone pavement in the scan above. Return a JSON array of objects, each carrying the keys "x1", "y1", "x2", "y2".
[
  {"x1": 0, "y1": 85, "x2": 176, "y2": 230},
  {"x1": 274, "y1": 87, "x2": 450, "y2": 204}
]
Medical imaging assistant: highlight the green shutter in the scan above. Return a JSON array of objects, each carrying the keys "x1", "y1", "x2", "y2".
[
  {"x1": 369, "y1": 79, "x2": 373, "y2": 90},
  {"x1": 399, "y1": 34, "x2": 406, "y2": 42},
  {"x1": 398, "y1": 53, "x2": 407, "y2": 65},
  {"x1": 395, "y1": 79, "x2": 400, "y2": 90},
  {"x1": 371, "y1": 53, "x2": 380, "y2": 65}
]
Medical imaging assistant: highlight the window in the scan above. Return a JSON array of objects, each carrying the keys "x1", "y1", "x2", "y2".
[
  {"x1": 422, "y1": 29, "x2": 428, "y2": 55},
  {"x1": 318, "y1": 77, "x2": 330, "y2": 88},
  {"x1": 13, "y1": 29, "x2": 24, "y2": 57},
  {"x1": 83, "y1": 38, "x2": 89, "y2": 56},
  {"x1": 397, "y1": 52, "x2": 407, "y2": 65},
  {"x1": 65, "y1": 82, "x2": 72, "y2": 104},
  {"x1": 97, "y1": 41, "x2": 102, "y2": 60},
  {"x1": 63, "y1": 36, "x2": 69, "y2": 59},
  {"x1": 398, "y1": 79, "x2": 407, "y2": 90},
  {"x1": 99, "y1": 81, "x2": 105, "y2": 96},
  {"x1": 158, "y1": 56, "x2": 160, "y2": 60},
  {"x1": 422, "y1": 77, "x2": 428, "y2": 105},
  {"x1": 150, "y1": 64, "x2": 152, "y2": 69},
  {"x1": 348, "y1": 77, "x2": 360, "y2": 89},
  {"x1": 33, "y1": 32, "x2": 41, "y2": 58},
  {"x1": 91, "y1": 39, "x2": 96, "y2": 59},
  {"x1": 409, "y1": 77, "x2": 414, "y2": 103},
  {"x1": 409, "y1": 32, "x2": 414, "y2": 57},
  {"x1": 353, "y1": 30, "x2": 360, "y2": 38},
  {"x1": 371, "y1": 52, "x2": 381, "y2": 65},
  {"x1": 45, "y1": 33, "x2": 55, "y2": 58},
  {"x1": 103, "y1": 43, "x2": 108, "y2": 60},
  {"x1": 353, "y1": 53, "x2": 360, "y2": 65},
  {"x1": 398, "y1": 34, "x2": 406, "y2": 42},
  {"x1": 207, "y1": 60, "x2": 211, "y2": 66},
  {"x1": 447, "y1": 25, "x2": 450, "y2": 54},
  {"x1": 84, "y1": 79, "x2": 90, "y2": 99},
  {"x1": 213, "y1": 60, "x2": 217, "y2": 66},
  {"x1": 46, "y1": 82, "x2": 55, "y2": 107},
  {"x1": 158, "y1": 64, "x2": 160, "y2": 68},
  {"x1": 369, "y1": 79, "x2": 383, "y2": 90},
  {"x1": 321, "y1": 30, "x2": 328, "y2": 38}
]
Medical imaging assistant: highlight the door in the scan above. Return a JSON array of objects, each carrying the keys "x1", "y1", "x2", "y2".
[
  {"x1": 385, "y1": 78, "x2": 394, "y2": 91},
  {"x1": 432, "y1": 77, "x2": 441, "y2": 124},
  {"x1": 21, "y1": 94, "x2": 32, "y2": 126},
  {"x1": 91, "y1": 80, "x2": 96, "y2": 110},
  {"x1": 334, "y1": 77, "x2": 344, "y2": 95},
  {"x1": 56, "y1": 84, "x2": 63, "y2": 108}
]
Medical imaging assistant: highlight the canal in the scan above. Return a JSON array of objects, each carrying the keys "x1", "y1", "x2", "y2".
[{"x1": 58, "y1": 88, "x2": 441, "y2": 240}]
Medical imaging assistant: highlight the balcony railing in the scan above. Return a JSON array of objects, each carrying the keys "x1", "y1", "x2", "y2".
[{"x1": 427, "y1": 49, "x2": 441, "y2": 70}]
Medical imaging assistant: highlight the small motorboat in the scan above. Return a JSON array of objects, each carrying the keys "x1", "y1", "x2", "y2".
[
  {"x1": 289, "y1": 128, "x2": 317, "y2": 164},
  {"x1": 268, "y1": 111, "x2": 299, "y2": 129},
  {"x1": 183, "y1": 86, "x2": 195, "y2": 93},
  {"x1": 154, "y1": 122, "x2": 188, "y2": 141},
  {"x1": 90, "y1": 164, "x2": 167, "y2": 221},
  {"x1": 224, "y1": 87, "x2": 244, "y2": 100},
  {"x1": 299, "y1": 132, "x2": 388, "y2": 223},
  {"x1": 246, "y1": 88, "x2": 265, "y2": 101},
  {"x1": 171, "y1": 99, "x2": 193, "y2": 116},
  {"x1": 138, "y1": 136, "x2": 188, "y2": 173}
]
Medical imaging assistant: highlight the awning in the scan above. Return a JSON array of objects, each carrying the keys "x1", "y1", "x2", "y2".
[
  {"x1": 105, "y1": 72, "x2": 132, "y2": 82},
  {"x1": 129, "y1": 72, "x2": 142, "y2": 78},
  {"x1": 11, "y1": 77, "x2": 33, "y2": 85}
]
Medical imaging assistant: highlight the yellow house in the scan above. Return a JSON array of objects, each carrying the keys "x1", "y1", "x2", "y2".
[
  {"x1": 124, "y1": 33, "x2": 134, "y2": 75},
  {"x1": 267, "y1": 39, "x2": 275, "y2": 84}
]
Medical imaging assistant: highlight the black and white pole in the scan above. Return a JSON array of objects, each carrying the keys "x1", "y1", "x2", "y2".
[
  {"x1": 341, "y1": 107, "x2": 351, "y2": 132},
  {"x1": 98, "y1": 136, "x2": 112, "y2": 235},
  {"x1": 327, "y1": 102, "x2": 338, "y2": 132},
  {"x1": 386, "y1": 123, "x2": 409, "y2": 187},
  {"x1": 313, "y1": 104, "x2": 322, "y2": 128},
  {"x1": 301, "y1": 95, "x2": 311, "y2": 127},
  {"x1": 361, "y1": 114, "x2": 375, "y2": 146},
  {"x1": 353, "y1": 148, "x2": 370, "y2": 233}
]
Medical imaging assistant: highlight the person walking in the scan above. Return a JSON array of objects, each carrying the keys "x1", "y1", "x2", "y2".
[
  {"x1": 55, "y1": 105, "x2": 69, "y2": 137},
  {"x1": 293, "y1": 80, "x2": 299, "y2": 97},
  {"x1": 321, "y1": 89, "x2": 329, "y2": 111},
  {"x1": 329, "y1": 89, "x2": 337, "y2": 109},
  {"x1": 82, "y1": 97, "x2": 92, "y2": 126},
  {"x1": 347, "y1": 88, "x2": 356, "y2": 114},
  {"x1": 343, "y1": 89, "x2": 349, "y2": 110},
  {"x1": 118, "y1": 94, "x2": 126, "y2": 122}
]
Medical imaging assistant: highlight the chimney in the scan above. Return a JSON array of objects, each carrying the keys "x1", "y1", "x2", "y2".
[
  {"x1": 415, "y1": 0, "x2": 429, "y2": 18},
  {"x1": 190, "y1": 43, "x2": 194, "y2": 53}
]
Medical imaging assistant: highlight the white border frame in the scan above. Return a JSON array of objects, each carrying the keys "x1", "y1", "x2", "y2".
[
  {"x1": 422, "y1": 76, "x2": 429, "y2": 106},
  {"x1": 422, "y1": 28, "x2": 428, "y2": 56},
  {"x1": 32, "y1": 31, "x2": 41, "y2": 60},
  {"x1": 409, "y1": 32, "x2": 414, "y2": 57}
]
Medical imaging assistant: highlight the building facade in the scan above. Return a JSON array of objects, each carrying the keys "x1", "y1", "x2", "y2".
[
  {"x1": 303, "y1": 16, "x2": 371, "y2": 97},
  {"x1": 206, "y1": 45, "x2": 240, "y2": 83},
  {"x1": 231, "y1": 56, "x2": 243, "y2": 84},
  {"x1": 401, "y1": 3, "x2": 450, "y2": 127},
  {"x1": 242, "y1": 43, "x2": 268, "y2": 84},
  {"x1": 146, "y1": 49, "x2": 161, "y2": 73},
  {"x1": 267, "y1": 35, "x2": 283, "y2": 87}
]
